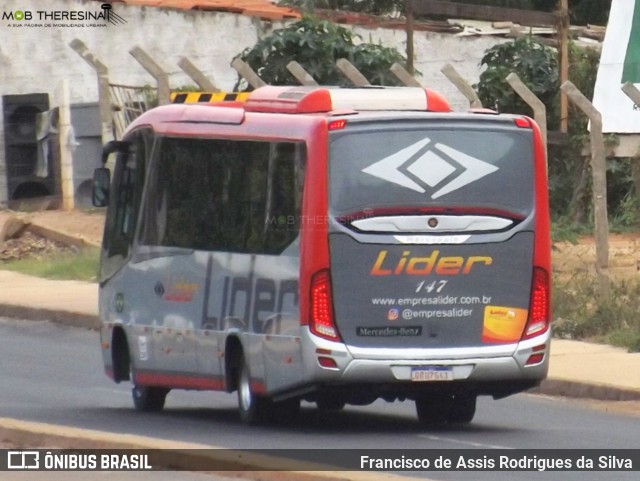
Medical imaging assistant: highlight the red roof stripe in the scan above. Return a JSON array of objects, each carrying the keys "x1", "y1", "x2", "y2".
[{"x1": 120, "y1": 0, "x2": 301, "y2": 19}]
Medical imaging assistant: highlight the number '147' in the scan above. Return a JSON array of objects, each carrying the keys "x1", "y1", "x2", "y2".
[{"x1": 416, "y1": 280, "x2": 448, "y2": 293}]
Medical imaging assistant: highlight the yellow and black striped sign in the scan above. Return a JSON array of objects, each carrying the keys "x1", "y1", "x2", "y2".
[{"x1": 170, "y1": 92, "x2": 250, "y2": 104}]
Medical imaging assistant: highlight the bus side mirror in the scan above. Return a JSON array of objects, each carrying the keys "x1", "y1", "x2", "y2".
[
  {"x1": 92, "y1": 167, "x2": 111, "y2": 207},
  {"x1": 92, "y1": 140, "x2": 130, "y2": 207}
]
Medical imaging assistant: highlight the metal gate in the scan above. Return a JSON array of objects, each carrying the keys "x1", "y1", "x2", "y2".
[{"x1": 108, "y1": 83, "x2": 158, "y2": 139}]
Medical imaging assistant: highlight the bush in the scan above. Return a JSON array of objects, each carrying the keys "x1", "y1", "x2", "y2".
[
  {"x1": 234, "y1": 16, "x2": 407, "y2": 89},
  {"x1": 553, "y1": 272, "x2": 640, "y2": 352},
  {"x1": 476, "y1": 36, "x2": 559, "y2": 126}
]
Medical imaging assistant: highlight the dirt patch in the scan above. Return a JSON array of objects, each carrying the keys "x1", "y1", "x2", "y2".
[
  {"x1": 0, "y1": 209, "x2": 104, "y2": 262},
  {"x1": 0, "y1": 231, "x2": 77, "y2": 261},
  {"x1": 16, "y1": 209, "x2": 105, "y2": 246},
  {"x1": 553, "y1": 233, "x2": 640, "y2": 279}
]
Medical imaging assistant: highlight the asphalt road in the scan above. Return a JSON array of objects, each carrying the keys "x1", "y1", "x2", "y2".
[{"x1": 1, "y1": 318, "x2": 639, "y2": 481}]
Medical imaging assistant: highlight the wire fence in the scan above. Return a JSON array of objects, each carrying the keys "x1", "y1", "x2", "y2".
[{"x1": 108, "y1": 83, "x2": 158, "y2": 139}]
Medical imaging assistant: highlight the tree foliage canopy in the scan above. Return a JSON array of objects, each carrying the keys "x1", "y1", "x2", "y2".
[
  {"x1": 234, "y1": 16, "x2": 407, "y2": 88},
  {"x1": 476, "y1": 37, "x2": 559, "y2": 127}
]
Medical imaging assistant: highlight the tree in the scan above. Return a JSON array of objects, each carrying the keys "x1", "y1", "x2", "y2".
[
  {"x1": 476, "y1": 36, "x2": 559, "y2": 127},
  {"x1": 569, "y1": 0, "x2": 611, "y2": 25},
  {"x1": 234, "y1": 16, "x2": 407, "y2": 88}
]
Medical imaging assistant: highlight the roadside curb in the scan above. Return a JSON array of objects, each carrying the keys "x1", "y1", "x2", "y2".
[
  {"x1": 26, "y1": 222, "x2": 102, "y2": 249},
  {"x1": 0, "y1": 303, "x2": 99, "y2": 330},
  {"x1": 0, "y1": 417, "x2": 429, "y2": 481},
  {"x1": 0, "y1": 214, "x2": 101, "y2": 249},
  {"x1": 534, "y1": 379, "x2": 640, "y2": 401}
]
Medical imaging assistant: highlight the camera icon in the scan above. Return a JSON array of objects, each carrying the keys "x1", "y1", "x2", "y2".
[{"x1": 7, "y1": 451, "x2": 40, "y2": 470}]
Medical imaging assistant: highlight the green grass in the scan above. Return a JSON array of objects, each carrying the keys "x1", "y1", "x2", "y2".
[
  {"x1": 553, "y1": 272, "x2": 640, "y2": 352},
  {"x1": 0, "y1": 247, "x2": 100, "y2": 283}
]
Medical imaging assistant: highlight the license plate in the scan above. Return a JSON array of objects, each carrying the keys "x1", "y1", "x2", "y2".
[{"x1": 411, "y1": 366, "x2": 454, "y2": 382}]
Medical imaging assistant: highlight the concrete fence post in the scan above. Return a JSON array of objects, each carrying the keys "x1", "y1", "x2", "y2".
[
  {"x1": 561, "y1": 80, "x2": 610, "y2": 298},
  {"x1": 440, "y1": 63, "x2": 482, "y2": 108},
  {"x1": 620, "y1": 82, "x2": 640, "y2": 197},
  {"x1": 286, "y1": 61, "x2": 319, "y2": 86},
  {"x1": 58, "y1": 79, "x2": 74, "y2": 210},
  {"x1": 231, "y1": 58, "x2": 266, "y2": 89},
  {"x1": 129, "y1": 46, "x2": 171, "y2": 106},
  {"x1": 621, "y1": 82, "x2": 640, "y2": 107},
  {"x1": 177, "y1": 57, "x2": 219, "y2": 92},
  {"x1": 390, "y1": 63, "x2": 422, "y2": 87},
  {"x1": 336, "y1": 59, "x2": 370, "y2": 87},
  {"x1": 506, "y1": 73, "x2": 548, "y2": 160},
  {"x1": 68, "y1": 39, "x2": 113, "y2": 145}
]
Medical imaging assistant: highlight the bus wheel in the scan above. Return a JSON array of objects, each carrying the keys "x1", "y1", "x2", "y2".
[
  {"x1": 415, "y1": 395, "x2": 449, "y2": 427},
  {"x1": 446, "y1": 394, "x2": 476, "y2": 424},
  {"x1": 237, "y1": 357, "x2": 270, "y2": 424},
  {"x1": 132, "y1": 385, "x2": 169, "y2": 412},
  {"x1": 130, "y1": 365, "x2": 168, "y2": 412}
]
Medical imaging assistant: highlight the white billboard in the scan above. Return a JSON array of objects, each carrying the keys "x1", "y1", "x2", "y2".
[{"x1": 592, "y1": 0, "x2": 640, "y2": 133}]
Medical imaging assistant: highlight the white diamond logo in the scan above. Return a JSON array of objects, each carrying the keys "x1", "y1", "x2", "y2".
[
  {"x1": 361, "y1": 138, "x2": 499, "y2": 199},
  {"x1": 431, "y1": 143, "x2": 499, "y2": 198},
  {"x1": 361, "y1": 138, "x2": 431, "y2": 193},
  {"x1": 407, "y1": 150, "x2": 456, "y2": 187}
]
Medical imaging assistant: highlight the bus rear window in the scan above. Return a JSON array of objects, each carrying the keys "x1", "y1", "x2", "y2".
[{"x1": 329, "y1": 125, "x2": 534, "y2": 217}]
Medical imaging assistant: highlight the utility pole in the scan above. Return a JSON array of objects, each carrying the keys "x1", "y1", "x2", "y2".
[
  {"x1": 405, "y1": 0, "x2": 415, "y2": 75},
  {"x1": 559, "y1": 0, "x2": 569, "y2": 133}
]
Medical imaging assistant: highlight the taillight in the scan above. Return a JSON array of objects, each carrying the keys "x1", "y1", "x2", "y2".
[
  {"x1": 522, "y1": 267, "x2": 550, "y2": 340},
  {"x1": 328, "y1": 119, "x2": 347, "y2": 130},
  {"x1": 514, "y1": 117, "x2": 532, "y2": 128},
  {"x1": 309, "y1": 269, "x2": 341, "y2": 341}
]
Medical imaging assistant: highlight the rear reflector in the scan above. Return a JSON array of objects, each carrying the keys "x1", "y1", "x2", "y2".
[
  {"x1": 522, "y1": 267, "x2": 550, "y2": 340},
  {"x1": 525, "y1": 353, "x2": 545, "y2": 366},
  {"x1": 318, "y1": 357, "x2": 338, "y2": 369},
  {"x1": 310, "y1": 270, "x2": 341, "y2": 341}
]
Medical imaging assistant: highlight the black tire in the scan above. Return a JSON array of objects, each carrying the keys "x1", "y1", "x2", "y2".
[
  {"x1": 446, "y1": 394, "x2": 477, "y2": 424},
  {"x1": 132, "y1": 384, "x2": 169, "y2": 412},
  {"x1": 415, "y1": 395, "x2": 449, "y2": 427},
  {"x1": 237, "y1": 357, "x2": 270, "y2": 424},
  {"x1": 130, "y1": 364, "x2": 169, "y2": 412},
  {"x1": 416, "y1": 393, "x2": 477, "y2": 426},
  {"x1": 316, "y1": 397, "x2": 346, "y2": 412}
]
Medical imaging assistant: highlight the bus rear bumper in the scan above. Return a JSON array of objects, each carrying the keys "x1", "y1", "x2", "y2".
[{"x1": 300, "y1": 328, "x2": 550, "y2": 394}]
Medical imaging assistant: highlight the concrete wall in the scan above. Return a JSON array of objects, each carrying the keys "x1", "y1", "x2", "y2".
[{"x1": 0, "y1": 0, "x2": 502, "y2": 205}]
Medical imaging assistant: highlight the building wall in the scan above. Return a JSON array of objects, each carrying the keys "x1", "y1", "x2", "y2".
[{"x1": 0, "y1": 0, "x2": 502, "y2": 205}]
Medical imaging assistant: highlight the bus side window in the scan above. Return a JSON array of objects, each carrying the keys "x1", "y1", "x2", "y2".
[
  {"x1": 138, "y1": 137, "x2": 304, "y2": 256},
  {"x1": 101, "y1": 132, "x2": 148, "y2": 281}
]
